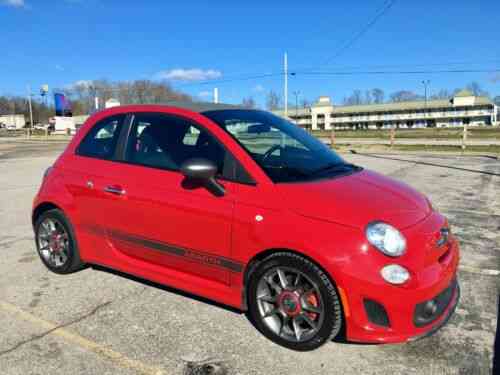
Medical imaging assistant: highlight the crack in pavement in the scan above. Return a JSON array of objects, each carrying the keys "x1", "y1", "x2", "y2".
[
  {"x1": 0, "y1": 300, "x2": 112, "y2": 357},
  {"x1": 0, "y1": 236, "x2": 35, "y2": 249}
]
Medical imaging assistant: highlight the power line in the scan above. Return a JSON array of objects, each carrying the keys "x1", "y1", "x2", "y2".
[
  {"x1": 165, "y1": 0, "x2": 398, "y2": 90},
  {"x1": 165, "y1": 1, "x2": 398, "y2": 90},
  {"x1": 56, "y1": 66, "x2": 499, "y2": 96},
  {"x1": 297, "y1": 59, "x2": 500, "y2": 73},
  {"x1": 167, "y1": 67, "x2": 500, "y2": 89},
  {"x1": 319, "y1": 0, "x2": 397, "y2": 68},
  {"x1": 295, "y1": 68, "x2": 500, "y2": 76}
]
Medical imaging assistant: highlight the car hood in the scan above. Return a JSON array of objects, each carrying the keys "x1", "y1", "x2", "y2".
[{"x1": 278, "y1": 169, "x2": 431, "y2": 230}]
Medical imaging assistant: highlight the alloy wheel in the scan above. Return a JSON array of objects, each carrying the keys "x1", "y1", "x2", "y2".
[
  {"x1": 37, "y1": 218, "x2": 70, "y2": 268},
  {"x1": 256, "y1": 266, "x2": 325, "y2": 343}
]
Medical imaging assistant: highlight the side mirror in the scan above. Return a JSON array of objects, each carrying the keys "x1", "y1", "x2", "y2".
[{"x1": 180, "y1": 158, "x2": 225, "y2": 197}]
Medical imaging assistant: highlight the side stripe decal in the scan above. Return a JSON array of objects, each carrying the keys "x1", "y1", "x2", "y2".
[{"x1": 86, "y1": 225, "x2": 244, "y2": 273}]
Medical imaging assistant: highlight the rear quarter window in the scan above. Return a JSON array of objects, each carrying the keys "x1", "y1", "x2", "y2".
[{"x1": 76, "y1": 114, "x2": 126, "y2": 159}]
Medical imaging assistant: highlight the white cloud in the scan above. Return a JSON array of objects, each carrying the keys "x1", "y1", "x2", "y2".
[
  {"x1": 198, "y1": 91, "x2": 212, "y2": 98},
  {"x1": 156, "y1": 68, "x2": 222, "y2": 82},
  {"x1": 55, "y1": 64, "x2": 64, "y2": 71},
  {"x1": 253, "y1": 84, "x2": 265, "y2": 93},
  {"x1": 2, "y1": 0, "x2": 26, "y2": 8},
  {"x1": 64, "y1": 80, "x2": 93, "y2": 90}
]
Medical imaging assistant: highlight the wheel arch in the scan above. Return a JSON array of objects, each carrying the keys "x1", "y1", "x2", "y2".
[{"x1": 32, "y1": 202, "x2": 62, "y2": 228}]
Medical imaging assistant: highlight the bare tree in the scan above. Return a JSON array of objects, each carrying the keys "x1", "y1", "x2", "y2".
[
  {"x1": 371, "y1": 88, "x2": 385, "y2": 104},
  {"x1": 430, "y1": 89, "x2": 451, "y2": 100},
  {"x1": 300, "y1": 99, "x2": 311, "y2": 108},
  {"x1": 242, "y1": 96, "x2": 256, "y2": 109},
  {"x1": 390, "y1": 90, "x2": 418, "y2": 102},
  {"x1": 364, "y1": 90, "x2": 373, "y2": 104},
  {"x1": 266, "y1": 91, "x2": 282, "y2": 110},
  {"x1": 56, "y1": 79, "x2": 193, "y2": 115},
  {"x1": 466, "y1": 81, "x2": 489, "y2": 97},
  {"x1": 0, "y1": 95, "x2": 54, "y2": 124},
  {"x1": 343, "y1": 90, "x2": 363, "y2": 105}
]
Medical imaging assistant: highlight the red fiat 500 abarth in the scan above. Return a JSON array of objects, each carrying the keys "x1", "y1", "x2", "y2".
[{"x1": 32, "y1": 103, "x2": 460, "y2": 351}]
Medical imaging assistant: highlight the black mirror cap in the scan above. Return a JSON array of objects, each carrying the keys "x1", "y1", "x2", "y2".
[{"x1": 180, "y1": 158, "x2": 218, "y2": 180}]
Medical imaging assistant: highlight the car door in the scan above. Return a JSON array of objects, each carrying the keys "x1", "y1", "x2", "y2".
[
  {"x1": 96, "y1": 111, "x2": 242, "y2": 285},
  {"x1": 61, "y1": 113, "x2": 128, "y2": 262}
]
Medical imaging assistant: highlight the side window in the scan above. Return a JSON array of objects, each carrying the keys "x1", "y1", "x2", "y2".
[
  {"x1": 77, "y1": 115, "x2": 125, "y2": 159},
  {"x1": 125, "y1": 113, "x2": 227, "y2": 175}
]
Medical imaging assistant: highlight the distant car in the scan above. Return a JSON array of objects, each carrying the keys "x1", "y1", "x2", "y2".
[
  {"x1": 34, "y1": 123, "x2": 51, "y2": 131},
  {"x1": 6, "y1": 124, "x2": 17, "y2": 130},
  {"x1": 0, "y1": 122, "x2": 5, "y2": 129},
  {"x1": 32, "y1": 104, "x2": 460, "y2": 351}
]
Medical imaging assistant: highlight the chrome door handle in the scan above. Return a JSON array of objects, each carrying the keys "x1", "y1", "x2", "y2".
[{"x1": 104, "y1": 186, "x2": 126, "y2": 196}]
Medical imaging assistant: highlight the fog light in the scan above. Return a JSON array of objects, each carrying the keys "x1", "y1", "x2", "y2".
[
  {"x1": 423, "y1": 300, "x2": 438, "y2": 317},
  {"x1": 381, "y1": 264, "x2": 410, "y2": 285}
]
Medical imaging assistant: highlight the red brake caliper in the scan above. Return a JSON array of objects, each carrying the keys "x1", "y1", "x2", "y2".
[{"x1": 306, "y1": 292, "x2": 319, "y2": 320}]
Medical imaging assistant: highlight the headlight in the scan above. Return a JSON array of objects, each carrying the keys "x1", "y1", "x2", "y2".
[
  {"x1": 366, "y1": 222, "x2": 406, "y2": 257},
  {"x1": 380, "y1": 264, "x2": 410, "y2": 285}
]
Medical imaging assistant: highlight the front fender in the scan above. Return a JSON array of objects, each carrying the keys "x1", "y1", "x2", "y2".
[{"x1": 231, "y1": 208, "x2": 364, "y2": 296}]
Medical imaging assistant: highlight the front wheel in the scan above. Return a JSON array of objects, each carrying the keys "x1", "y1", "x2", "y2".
[{"x1": 247, "y1": 252, "x2": 343, "y2": 351}]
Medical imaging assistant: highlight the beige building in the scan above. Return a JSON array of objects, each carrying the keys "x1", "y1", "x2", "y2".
[
  {"x1": 274, "y1": 90, "x2": 498, "y2": 130},
  {"x1": 0, "y1": 114, "x2": 26, "y2": 129}
]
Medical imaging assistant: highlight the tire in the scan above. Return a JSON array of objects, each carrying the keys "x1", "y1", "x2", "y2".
[
  {"x1": 247, "y1": 252, "x2": 342, "y2": 351},
  {"x1": 34, "y1": 209, "x2": 85, "y2": 274}
]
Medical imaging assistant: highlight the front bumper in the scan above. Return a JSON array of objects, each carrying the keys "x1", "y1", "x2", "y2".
[
  {"x1": 341, "y1": 238, "x2": 460, "y2": 344},
  {"x1": 408, "y1": 281, "x2": 460, "y2": 342}
]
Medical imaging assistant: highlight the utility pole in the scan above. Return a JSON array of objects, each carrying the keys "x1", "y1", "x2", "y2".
[
  {"x1": 422, "y1": 80, "x2": 430, "y2": 127},
  {"x1": 284, "y1": 52, "x2": 288, "y2": 117},
  {"x1": 27, "y1": 85, "x2": 34, "y2": 135}
]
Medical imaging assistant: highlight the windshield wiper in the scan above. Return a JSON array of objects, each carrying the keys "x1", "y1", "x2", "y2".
[
  {"x1": 265, "y1": 165, "x2": 310, "y2": 178},
  {"x1": 310, "y1": 162, "x2": 360, "y2": 176}
]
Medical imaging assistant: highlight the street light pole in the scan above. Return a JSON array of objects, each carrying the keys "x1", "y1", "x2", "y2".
[
  {"x1": 284, "y1": 52, "x2": 288, "y2": 117},
  {"x1": 27, "y1": 85, "x2": 34, "y2": 130},
  {"x1": 293, "y1": 91, "x2": 300, "y2": 118}
]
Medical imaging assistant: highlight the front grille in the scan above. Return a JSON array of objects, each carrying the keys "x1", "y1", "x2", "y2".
[
  {"x1": 364, "y1": 299, "x2": 390, "y2": 327},
  {"x1": 413, "y1": 279, "x2": 457, "y2": 327}
]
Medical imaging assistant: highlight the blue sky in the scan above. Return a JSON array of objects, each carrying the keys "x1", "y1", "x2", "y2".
[{"x1": 1, "y1": 0, "x2": 499, "y2": 107}]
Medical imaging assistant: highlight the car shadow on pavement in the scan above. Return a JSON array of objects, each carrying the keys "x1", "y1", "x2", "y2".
[
  {"x1": 92, "y1": 264, "x2": 382, "y2": 347},
  {"x1": 91, "y1": 265, "x2": 243, "y2": 315}
]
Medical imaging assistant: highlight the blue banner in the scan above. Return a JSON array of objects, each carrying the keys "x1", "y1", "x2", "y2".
[{"x1": 54, "y1": 93, "x2": 72, "y2": 117}]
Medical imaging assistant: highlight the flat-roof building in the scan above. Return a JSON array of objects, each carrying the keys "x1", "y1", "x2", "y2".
[
  {"x1": 274, "y1": 90, "x2": 498, "y2": 130},
  {"x1": 0, "y1": 114, "x2": 26, "y2": 129}
]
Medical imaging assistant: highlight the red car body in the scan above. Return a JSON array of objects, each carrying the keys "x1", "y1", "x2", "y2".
[{"x1": 32, "y1": 105, "x2": 460, "y2": 344}]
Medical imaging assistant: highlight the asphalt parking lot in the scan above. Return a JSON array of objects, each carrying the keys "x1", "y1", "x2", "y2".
[{"x1": 0, "y1": 140, "x2": 498, "y2": 375}]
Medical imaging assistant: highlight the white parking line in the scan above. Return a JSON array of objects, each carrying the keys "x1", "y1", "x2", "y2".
[
  {"x1": 0, "y1": 301, "x2": 165, "y2": 375},
  {"x1": 459, "y1": 265, "x2": 500, "y2": 277}
]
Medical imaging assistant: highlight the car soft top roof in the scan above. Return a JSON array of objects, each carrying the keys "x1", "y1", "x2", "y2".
[{"x1": 157, "y1": 100, "x2": 245, "y2": 113}]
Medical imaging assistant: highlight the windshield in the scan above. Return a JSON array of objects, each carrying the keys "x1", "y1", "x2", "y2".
[{"x1": 203, "y1": 110, "x2": 360, "y2": 183}]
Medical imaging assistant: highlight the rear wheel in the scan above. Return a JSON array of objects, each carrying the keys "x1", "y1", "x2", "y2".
[
  {"x1": 34, "y1": 209, "x2": 85, "y2": 274},
  {"x1": 247, "y1": 252, "x2": 342, "y2": 351}
]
